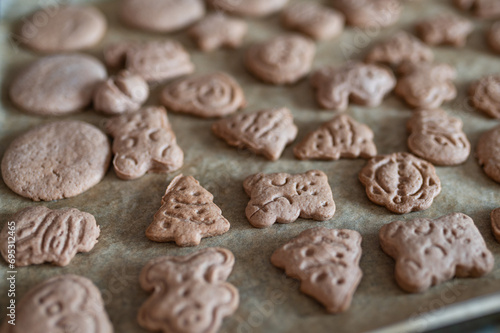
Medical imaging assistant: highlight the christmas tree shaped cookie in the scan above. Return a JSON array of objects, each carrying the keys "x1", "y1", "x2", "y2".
[{"x1": 146, "y1": 174, "x2": 230, "y2": 246}]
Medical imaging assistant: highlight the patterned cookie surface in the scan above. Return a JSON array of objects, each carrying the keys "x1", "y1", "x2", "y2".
[
  {"x1": 454, "y1": 0, "x2": 500, "y2": 19},
  {"x1": 207, "y1": 0, "x2": 289, "y2": 17},
  {"x1": 476, "y1": 125, "x2": 500, "y2": 183},
  {"x1": 189, "y1": 13, "x2": 247, "y2": 52},
  {"x1": 416, "y1": 14, "x2": 473, "y2": 47},
  {"x1": 331, "y1": 0, "x2": 401, "y2": 28},
  {"x1": 469, "y1": 75, "x2": 500, "y2": 119}
]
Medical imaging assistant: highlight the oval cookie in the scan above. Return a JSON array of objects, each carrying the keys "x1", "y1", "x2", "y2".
[
  {"x1": 470, "y1": 75, "x2": 500, "y2": 119},
  {"x1": 207, "y1": 0, "x2": 289, "y2": 17},
  {"x1": 476, "y1": 125, "x2": 500, "y2": 183},
  {"x1": 332, "y1": 0, "x2": 401, "y2": 28},
  {"x1": 1, "y1": 121, "x2": 111, "y2": 201}
]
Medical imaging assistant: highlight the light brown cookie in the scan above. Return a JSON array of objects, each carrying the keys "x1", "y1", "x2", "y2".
[
  {"x1": 281, "y1": 3, "x2": 345, "y2": 40},
  {"x1": 311, "y1": 62, "x2": 396, "y2": 111},
  {"x1": 416, "y1": 14, "x2": 473, "y2": 47},
  {"x1": 17, "y1": 5, "x2": 107, "y2": 53},
  {"x1": 160, "y1": 72, "x2": 246, "y2": 118},
  {"x1": 0, "y1": 274, "x2": 113, "y2": 333},
  {"x1": 476, "y1": 125, "x2": 500, "y2": 183},
  {"x1": 245, "y1": 34, "x2": 315, "y2": 85},
  {"x1": 207, "y1": 0, "x2": 289, "y2": 17},
  {"x1": 138, "y1": 247, "x2": 239, "y2": 333},
  {"x1": 294, "y1": 114, "x2": 377, "y2": 160},
  {"x1": 379, "y1": 213, "x2": 494, "y2": 293},
  {"x1": 491, "y1": 208, "x2": 500, "y2": 242},
  {"x1": 0, "y1": 206, "x2": 99, "y2": 267},
  {"x1": 10, "y1": 54, "x2": 106, "y2": 115},
  {"x1": 407, "y1": 109, "x2": 470, "y2": 166},
  {"x1": 146, "y1": 174, "x2": 230, "y2": 246},
  {"x1": 359, "y1": 152, "x2": 441, "y2": 214},
  {"x1": 120, "y1": 0, "x2": 205, "y2": 33},
  {"x1": 189, "y1": 13, "x2": 247, "y2": 52},
  {"x1": 106, "y1": 106, "x2": 183, "y2": 180},
  {"x1": 271, "y1": 227, "x2": 362, "y2": 313},
  {"x1": 243, "y1": 170, "x2": 336, "y2": 228},
  {"x1": 454, "y1": 0, "x2": 500, "y2": 19},
  {"x1": 395, "y1": 61, "x2": 457, "y2": 109},
  {"x1": 94, "y1": 70, "x2": 149, "y2": 115},
  {"x1": 488, "y1": 21, "x2": 500, "y2": 54},
  {"x1": 331, "y1": 0, "x2": 402, "y2": 28},
  {"x1": 365, "y1": 31, "x2": 434, "y2": 67},
  {"x1": 103, "y1": 40, "x2": 194, "y2": 83},
  {"x1": 1, "y1": 121, "x2": 111, "y2": 201},
  {"x1": 469, "y1": 75, "x2": 500, "y2": 119},
  {"x1": 212, "y1": 107, "x2": 298, "y2": 161}
]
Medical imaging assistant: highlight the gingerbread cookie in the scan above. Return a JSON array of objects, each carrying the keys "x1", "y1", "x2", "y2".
[
  {"x1": 10, "y1": 54, "x2": 106, "y2": 115},
  {"x1": 0, "y1": 207, "x2": 99, "y2": 267},
  {"x1": 407, "y1": 109, "x2": 470, "y2": 166},
  {"x1": 189, "y1": 13, "x2": 247, "y2": 52},
  {"x1": 491, "y1": 208, "x2": 500, "y2": 242},
  {"x1": 212, "y1": 108, "x2": 298, "y2": 161},
  {"x1": 1, "y1": 121, "x2": 111, "y2": 201},
  {"x1": 271, "y1": 227, "x2": 362, "y2": 313},
  {"x1": 281, "y1": 3, "x2": 345, "y2": 40},
  {"x1": 138, "y1": 247, "x2": 239, "y2": 333},
  {"x1": 469, "y1": 75, "x2": 500, "y2": 119},
  {"x1": 311, "y1": 62, "x2": 396, "y2": 111},
  {"x1": 331, "y1": 0, "x2": 401, "y2": 28},
  {"x1": 395, "y1": 61, "x2": 457, "y2": 109},
  {"x1": 294, "y1": 114, "x2": 377, "y2": 160},
  {"x1": 17, "y1": 5, "x2": 107, "y2": 53},
  {"x1": 476, "y1": 125, "x2": 500, "y2": 183},
  {"x1": 489, "y1": 21, "x2": 500, "y2": 54},
  {"x1": 359, "y1": 152, "x2": 441, "y2": 214},
  {"x1": 380, "y1": 213, "x2": 494, "y2": 293},
  {"x1": 94, "y1": 70, "x2": 149, "y2": 115},
  {"x1": 454, "y1": 0, "x2": 500, "y2": 19},
  {"x1": 245, "y1": 34, "x2": 315, "y2": 85},
  {"x1": 244, "y1": 170, "x2": 336, "y2": 228},
  {"x1": 207, "y1": 0, "x2": 289, "y2": 17},
  {"x1": 104, "y1": 40, "x2": 194, "y2": 82},
  {"x1": 106, "y1": 106, "x2": 183, "y2": 180},
  {"x1": 120, "y1": 0, "x2": 205, "y2": 33},
  {"x1": 146, "y1": 175, "x2": 230, "y2": 246},
  {"x1": 416, "y1": 14, "x2": 473, "y2": 47},
  {"x1": 160, "y1": 72, "x2": 246, "y2": 118},
  {"x1": 0, "y1": 275, "x2": 113, "y2": 333},
  {"x1": 365, "y1": 31, "x2": 434, "y2": 67}
]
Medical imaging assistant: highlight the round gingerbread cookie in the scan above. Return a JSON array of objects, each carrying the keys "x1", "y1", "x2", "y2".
[
  {"x1": 18, "y1": 5, "x2": 107, "y2": 53},
  {"x1": 477, "y1": 125, "x2": 500, "y2": 184},
  {"x1": 10, "y1": 54, "x2": 107, "y2": 115},
  {"x1": 1, "y1": 121, "x2": 111, "y2": 201},
  {"x1": 469, "y1": 75, "x2": 500, "y2": 119}
]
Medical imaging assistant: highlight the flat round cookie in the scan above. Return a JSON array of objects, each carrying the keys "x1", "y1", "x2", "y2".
[
  {"x1": 477, "y1": 125, "x2": 500, "y2": 183},
  {"x1": 1, "y1": 121, "x2": 111, "y2": 201},
  {"x1": 207, "y1": 0, "x2": 289, "y2": 17},
  {"x1": 10, "y1": 54, "x2": 106, "y2": 115},
  {"x1": 18, "y1": 5, "x2": 107, "y2": 53},
  {"x1": 488, "y1": 21, "x2": 500, "y2": 54},
  {"x1": 469, "y1": 75, "x2": 500, "y2": 119},
  {"x1": 120, "y1": 0, "x2": 205, "y2": 33}
]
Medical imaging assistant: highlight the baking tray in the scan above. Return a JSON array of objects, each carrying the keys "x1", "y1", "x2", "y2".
[{"x1": 1, "y1": 0, "x2": 500, "y2": 332}]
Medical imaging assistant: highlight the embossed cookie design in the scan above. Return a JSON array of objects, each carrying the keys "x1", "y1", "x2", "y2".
[
  {"x1": 243, "y1": 170, "x2": 336, "y2": 228},
  {"x1": 146, "y1": 174, "x2": 230, "y2": 247},
  {"x1": 311, "y1": 62, "x2": 396, "y2": 111},
  {"x1": 379, "y1": 213, "x2": 494, "y2": 293},
  {"x1": 359, "y1": 152, "x2": 441, "y2": 214},
  {"x1": 476, "y1": 125, "x2": 500, "y2": 183},
  {"x1": 271, "y1": 227, "x2": 362, "y2": 313},
  {"x1": 332, "y1": 0, "x2": 401, "y2": 28},
  {"x1": 106, "y1": 106, "x2": 184, "y2": 180},
  {"x1": 207, "y1": 0, "x2": 289, "y2": 17},
  {"x1": 416, "y1": 14, "x2": 473, "y2": 47},
  {"x1": 366, "y1": 31, "x2": 434, "y2": 67},
  {"x1": 407, "y1": 109, "x2": 470, "y2": 166},
  {"x1": 189, "y1": 13, "x2": 247, "y2": 52},
  {"x1": 491, "y1": 208, "x2": 500, "y2": 242},
  {"x1": 489, "y1": 22, "x2": 500, "y2": 54},
  {"x1": 212, "y1": 107, "x2": 298, "y2": 161},
  {"x1": 294, "y1": 114, "x2": 377, "y2": 160},
  {"x1": 160, "y1": 72, "x2": 246, "y2": 118},
  {"x1": 138, "y1": 247, "x2": 239, "y2": 333},
  {"x1": 395, "y1": 62, "x2": 457, "y2": 109},
  {"x1": 454, "y1": 0, "x2": 500, "y2": 19},
  {"x1": 0, "y1": 274, "x2": 113, "y2": 333},
  {"x1": 469, "y1": 74, "x2": 500, "y2": 119},
  {"x1": 245, "y1": 34, "x2": 315, "y2": 85},
  {"x1": 0, "y1": 207, "x2": 99, "y2": 267}
]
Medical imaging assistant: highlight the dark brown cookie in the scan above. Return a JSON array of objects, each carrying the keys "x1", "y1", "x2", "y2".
[
  {"x1": 138, "y1": 248, "x2": 239, "y2": 333},
  {"x1": 331, "y1": 0, "x2": 402, "y2": 28},
  {"x1": 359, "y1": 152, "x2": 441, "y2": 214},
  {"x1": 271, "y1": 227, "x2": 362, "y2": 313},
  {"x1": 294, "y1": 114, "x2": 377, "y2": 160},
  {"x1": 407, "y1": 108, "x2": 470, "y2": 166},
  {"x1": 491, "y1": 208, "x2": 500, "y2": 242},
  {"x1": 380, "y1": 213, "x2": 494, "y2": 293},
  {"x1": 207, "y1": 0, "x2": 289, "y2": 17},
  {"x1": 244, "y1": 170, "x2": 336, "y2": 228},
  {"x1": 488, "y1": 21, "x2": 500, "y2": 54},
  {"x1": 416, "y1": 14, "x2": 473, "y2": 47},
  {"x1": 454, "y1": 0, "x2": 500, "y2": 19},
  {"x1": 469, "y1": 74, "x2": 500, "y2": 119},
  {"x1": 476, "y1": 125, "x2": 500, "y2": 183},
  {"x1": 146, "y1": 174, "x2": 230, "y2": 246},
  {"x1": 189, "y1": 13, "x2": 247, "y2": 52}
]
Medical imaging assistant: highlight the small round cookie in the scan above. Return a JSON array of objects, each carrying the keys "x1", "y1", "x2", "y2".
[
  {"x1": 207, "y1": 0, "x2": 289, "y2": 17},
  {"x1": 477, "y1": 125, "x2": 500, "y2": 184},
  {"x1": 10, "y1": 54, "x2": 106, "y2": 115},
  {"x1": 1, "y1": 121, "x2": 111, "y2": 201},
  {"x1": 332, "y1": 0, "x2": 401, "y2": 28},
  {"x1": 488, "y1": 21, "x2": 500, "y2": 54},
  {"x1": 469, "y1": 75, "x2": 500, "y2": 119},
  {"x1": 17, "y1": 6, "x2": 107, "y2": 53},
  {"x1": 120, "y1": 0, "x2": 205, "y2": 33},
  {"x1": 245, "y1": 34, "x2": 315, "y2": 85}
]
